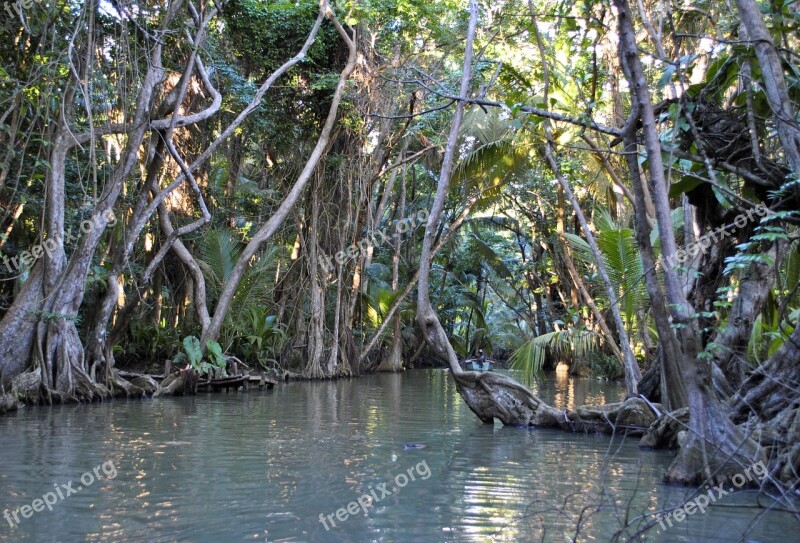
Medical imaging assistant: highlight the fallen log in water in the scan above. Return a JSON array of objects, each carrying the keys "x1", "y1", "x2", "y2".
[{"x1": 452, "y1": 369, "x2": 659, "y2": 434}]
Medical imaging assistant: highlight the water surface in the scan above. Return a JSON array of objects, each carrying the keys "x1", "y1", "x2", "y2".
[{"x1": 0, "y1": 369, "x2": 795, "y2": 542}]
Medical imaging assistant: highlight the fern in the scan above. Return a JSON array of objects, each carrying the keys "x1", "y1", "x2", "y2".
[{"x1": 198, "y1": 228, "x2": 242, "y2": 301}]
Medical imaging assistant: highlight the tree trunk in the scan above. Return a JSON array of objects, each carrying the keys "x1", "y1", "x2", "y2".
[
  {"x1": 736, "y1": 0, "x2": 800, "y2": 173},
  {"x1": 304, "y1": 174, "x2": 327, "y2": 378},
  {"x1": 413, "y1": 0, "x2": 551, "y2": 425},
  {"x1": 202, "y1": 9, "x2": 356, "y2": 346},
  {"x1": 1, "y1": 0, "x2": 179, "y2": 402},
  {"x1": 710, "y1": 241, "x2": 784, "y2": 388},
  {"x1": 614, "y1": 0, "x2": 764, "y2": 484},
  {"x1": 377, "y1": 171, "x2": 407, "y2": 372}
]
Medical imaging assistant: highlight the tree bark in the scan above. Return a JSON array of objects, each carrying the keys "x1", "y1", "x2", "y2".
[
  {"x1": 202, "y1": 6, "x2": 356, "y2": 346},
  {"x1": 304, "y1": 173, "x2": 327, "y2": 378},
  {"x1": 377, "y1": 170, "x2": 407, "y2": 372},
  {"x1": 736, "y1": 0, "x2": 800, "y2": 173},
  {"x1": 614, "y1": 0, "x2": 764, "y2": 483}
]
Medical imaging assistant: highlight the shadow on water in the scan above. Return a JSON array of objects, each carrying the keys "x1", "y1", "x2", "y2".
[{"x1": 0, "y1": 370, "x2": 796, "y2": 542}]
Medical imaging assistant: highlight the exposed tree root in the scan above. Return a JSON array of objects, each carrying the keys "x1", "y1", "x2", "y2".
[
  {"x1": 11, "y1": 365, "x2": 109, "y2": 406},
  {"x1": 376, "y1": 336, "x2": 404, "y2": 372},
  {"x1": 729, "y1": 326, "x2": 800, "y2": 486},
  {"x1": 664, "y1": 415, "x2": 764, "y2": 486},
  {"x1": 153, "y1": 369, "x2": 198, "y2": 397},
  {"x1": 640, "y1": 408, "x2": 689, "y2": 449},
  {"x1": 0, "y1": 392, "x2": 20, "y2": 413},
  {"x1": 108, "y1": 370, "x2": 147, "y2": 398},
  {"x1": 127, "y1": 374, "x2": 160, "y2": 395},
  {"x1": 452, "y1": 370, "x2": 561, "y2": 426}
]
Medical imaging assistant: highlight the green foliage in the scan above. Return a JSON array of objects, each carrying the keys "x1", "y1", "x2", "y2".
[
  {"x1": 221, "y1": 0, "x2": 344, "y2": 141},
  {"x1": 196, "y1": 228, "x2": 279, "y2": 350},
  {"x1": 29, "y1": 309, "x2": 80, "y2": 323},
  {"x1": 199, "y1": 228, "x2": 240, "y2": 291},
  {"x1": 510, "y1": 311, "x2": 601, "y2": 385},
  {"x1": 563, "y1": 210, "x2": 647, "y2": 332},
  {"x1": 124, "y1": 321, "x2": 182, "y2": 362},
  {"x1": 206, "y1": 340, "x2": 228, "y2": 371},
  {"x1": 780, "y1": 239, "x2": 800, "y2": 308},
  {"x1": 173, "y1": 336, "x2": 228, "y2": 377},
  {"x1": 182, "y1": 336, "x2": 203, "y2": 368},
  {"x1": 582, "y1": 351, "x2": 623, "y2": 379},
  {"x1": 234, "y1": 307, "x2": 287, "y2": 368},
  {"x1": 744, "y1": 239, "x2": 800, "y2": 362},
  {"x1": 452, "y1": 108, "x2": 529, "y2": 202}
]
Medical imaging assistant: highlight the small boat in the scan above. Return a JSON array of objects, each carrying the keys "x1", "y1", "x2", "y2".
[{"x1": 463, "y1": 359, "x2": 493, "y2": 372}]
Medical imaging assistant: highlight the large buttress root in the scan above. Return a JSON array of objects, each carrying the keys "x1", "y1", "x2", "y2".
[{"x1": 12, "y1": 319, "x2": 110, "y2": 405}]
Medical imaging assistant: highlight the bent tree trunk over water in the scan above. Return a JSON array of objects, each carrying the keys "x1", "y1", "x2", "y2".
[{"x1": 413, "y1": 0, "x2": 785, "y2": 492}]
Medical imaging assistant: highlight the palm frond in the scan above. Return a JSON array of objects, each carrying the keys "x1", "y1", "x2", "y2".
[
  {"x1": 509, "y1": 328, "x2": 599, "y2": 385},
  {"x1": 563, "y1": 222, "x2": 647, "y2": 330},
  {"x1": 198, "y1": 228, "x2": 243, "y2": 301}
]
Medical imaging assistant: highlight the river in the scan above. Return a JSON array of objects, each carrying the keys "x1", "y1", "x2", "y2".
[{"x1": 0, "y1": 369, "x2": 795, "y2": 542}]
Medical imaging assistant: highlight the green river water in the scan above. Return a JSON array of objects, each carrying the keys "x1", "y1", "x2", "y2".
[{"x1": 0, "y1": 369, "x2": 796, "y2": 542}]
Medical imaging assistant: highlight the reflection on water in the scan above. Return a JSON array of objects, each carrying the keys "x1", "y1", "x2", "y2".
[
  {"x1": 0, "y1": 370, "x2": 796, "y2": 542},
  {"x1": 519, "y1": 365, "x2": 626, "y2": 410}
]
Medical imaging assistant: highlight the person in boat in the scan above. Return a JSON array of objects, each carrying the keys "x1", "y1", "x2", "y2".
[{"x1": 478, "y1": 349, "x2": 486, "y2": 365}]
